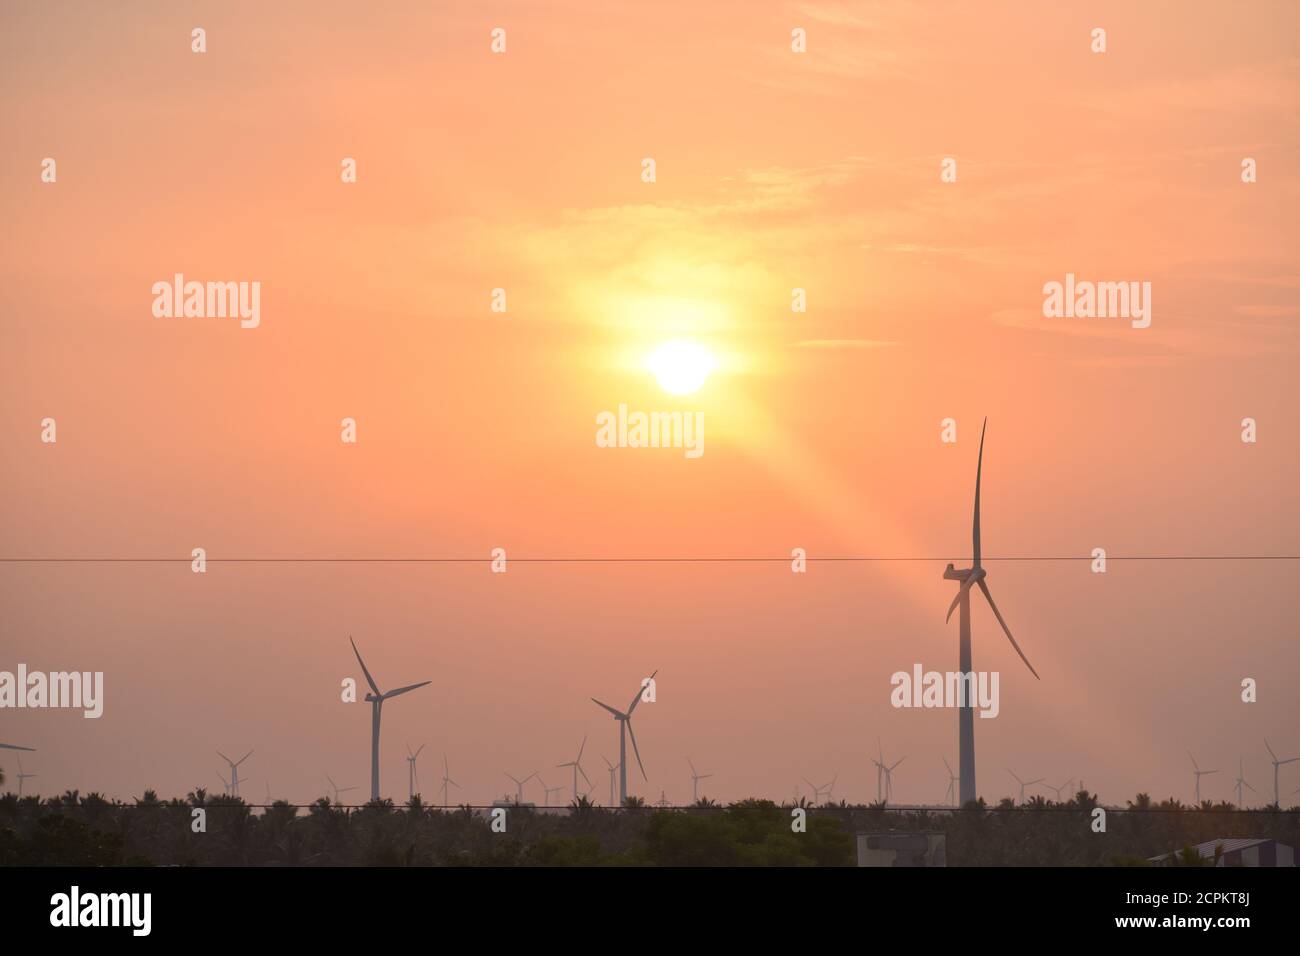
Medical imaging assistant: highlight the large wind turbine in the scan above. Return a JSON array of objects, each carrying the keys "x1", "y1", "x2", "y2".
[
  {"x1": 601, "y1": 756, "x2": 619, "y2": 806},
  {"x1": 1006, "y1": 769, "x2": 1044, "y2": 804},
  {"x1": 217, "y1": 749, "x2": 253, "y2": 798},
  {"x1": 439, "y1": 755, "x2": 460, "y2": 807},
  {"x1": 557, "y1": 736, "x2": 593, "y2": 803},
  {"x1": 944, "y1": 420, "x2": 1040, "y2": 805},
  {"x1": 1188, "y1": 751, "x2": 1218, "y2": 803},
  {"x1": 872, "y1": 740, "x2": 905, "y2": 803},
  {"x1": 1233, "y1": 756, "x2": 1257, "y2": 808},
  {"x1": 1264, "y1": 739, "x2": 1298, "y2": 806},
  {"x1": 591, "y1": 670, "x2": 657, "y2": 806},
  {"x1": 687, "y1": 757, "x2": 714, "y2": 802},
  {"x1": 505, "y1": 770, "x2": 537, "y2": 803},
  {"x1": 405, "y1": 743, "x2": 426, "y2": 801},
  {"x1": 351, "y1": 636, "x2": 431, "y2": 802},
  {"x1": 14, "y1": 755, "x2": 36, "y2": 798}
]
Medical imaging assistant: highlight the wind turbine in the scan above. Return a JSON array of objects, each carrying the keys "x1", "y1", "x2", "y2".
[
  {"x1": 1188, "y1": 751, "x2": 1218, "y2": 803},
  {"x1": 405, "y1": 743, "x2": 426, "y2": 800},
  {"x1": 601, "y1": 755, "x2": 619, "y2": 806},
  {"x1": 944, "y1": 420, "x2": 1040, "y2": 805},
  {"x1": 217, "y1": 749, "x2": 253, "y2": 798},
  {"x1": 943, "y1": 758, "x2": 959, "y2": 806},
  {"x1": 439, "y1": 755, "x2": 460, "y2": 807},
  {"x1": 351, "y1": 636, "x2": 431, "y2": 802},
  {"x1": 872, "y1": 740, "x2": 905, "y2": 803},
  {"x1": 557, "y1": 736, "x2": 593, "y2": 802},
  {"x1": 801, "y1": 776, "x2": 832, "y2": 803},
  {"x1": 1042, "y1": 779, "x2": 1073, "y2": 802},
  {"x1": 1233, "y1": 756, "x2": 1257, "y2": 808},
  {"x1": 325, "y1": 773, "x2": 358, "y2": 805},
  {"x1": 539, "y1": 775, "x2": 564, "y2": 807},
  {"x1": 591, "y1": 670, "x2": 657, "y2": 806},
  {"x1": 687, "y1": 757, "x2": 714, "y2": 802},
  {"x1": 1264, "y1": 739, "x2": 1298, "y2": 806},
  {"x1": 1006, "y1": 769, "x2": 1044, "y2": 804},
  {"x1": 14, "y1": 756, "x2": 35, "y2": 798},
  {"x1": 505, "y1": 770, "x2": 537, "y2": 803}
]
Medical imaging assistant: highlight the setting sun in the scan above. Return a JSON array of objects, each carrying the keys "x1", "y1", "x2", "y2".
[{"x1": 645, "y1": 340, "x2": 717, "y2": 396}]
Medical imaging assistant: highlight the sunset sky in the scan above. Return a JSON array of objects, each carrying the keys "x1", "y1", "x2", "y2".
[{"x1": 1, "y1": 1, "x2": 1297, "y2": 807}]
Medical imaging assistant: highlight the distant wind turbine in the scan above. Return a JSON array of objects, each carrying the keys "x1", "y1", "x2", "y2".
[
  {"x1": 1042, "y1": 779, "x2": 1074, "y2": 802},
  {"x1": 943, "y1": 758, "x2": 959, "y2": 806},
  {"x1": 1233, "y1": 756, "x2": 1257, "y2": 808},
  {"x1": 1006, "y1": 769, "x2": 1044, "y2": 804},
  {"x1": 801, "y1": 776, "x2": 832, "y2": 803},
  {"x1": 944, "y1": 420, "x2": 1040, "y2": 805},
  {"x1": 1188, "y1": 751, "x2": 1218, "y2": 803},
  {"x1": 601, "y1": 755, "x2": 619, "y2": 806},
  {"x1": 439, "y1": 755, "x2": 460, "y2": 807},
  {"x1": 1264, "y1": 739, "x2": 1298, "y2": 806},
  {"x1": 326, "y1": 773, "x2": 358, "y2": 805},
  {"x1": 872, "y1": 740, "x2": 905, "y2": 803},
  {"x1": 217, "y1": 749, "x2": 253, "y2": 798},
  {"x1": 405, "y1": 743, "x2": 426, "y2": 800},
  {"x1": 539, "y1": 775, "x2": 564, "y2": 807},
  {"x1": 351, "y1": 636, "x2": 431, "y2": 802},
  {"x1": 557, "y1": 736, "x2": 593, "y2": 803},
  {"x1": 591, "y1": 670, "x2": 657, "y2": 805},
  {"x1": 687, "y1": 757, "x2": 714, "y2": 802},
  {"x1": 505, "y1": 770, "x2": 537, "y2": 803},
  {"x1": 14, "y1": 755, "x2": 35, "y2": 798}
]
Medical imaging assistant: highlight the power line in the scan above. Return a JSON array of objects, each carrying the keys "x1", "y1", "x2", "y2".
[{"x1": 1, "y1": 555, "x2": 1296, "y2": 564}]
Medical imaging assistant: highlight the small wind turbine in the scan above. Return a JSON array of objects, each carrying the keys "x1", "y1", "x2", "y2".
[
  {"x1": 505, "y1": 770, "x2": 537, "y2": 803},
  {"x1": 801, "y1": 776, "x2": 832, "y2": 803},
  {"x1": 653, "y1": 790, "x2": 671, "y2": 808},
  {"x1": 557, "y1": 736, "x2": 593, "y2": 802},
  {"x1": 591, "y1": 670, "x2": 657, "y2": 805},
  {"x1": 1264, "y1": 739, "x2": 1298, "y2": 806},
  {"x1": 943, "y1": 757, "x2": 959, "y2": 806},
  {"x1": 405, "y1": 743, "x2": 426, "y2": 800},
  {"x1": 1006, "y1": 769, "x2": 1044, "y2": 804},
  {"x1": 15, "y1": 755, "x2": 36, "y2": 798},
  {"x1": 350, "y1": 636, "x2": 431, "y2": 802},
  {"x1": 539, "y1": 775, "x2": 564, "y2": 807},
  {"x1": 1188, "y1": 751, "x2": 1218, "y2": 803},
  {"x1": 1042, "y1": 779, "x2": 1073, "y2": 802},
  {"x1": 217, "y1": 749, "x2": 253, "y2": 798},
  {"x1": 687, "y1": 757, "x2": 714, "y2": 802},
  {"x1": 873, "y1": 740, "x2": 905, "y2": 803},
  {"x1": 439, "y1": 755, "x2": 460, "y2": 807},
  {"x1": 326, "y1": 773, "x2": 358, "y2": 805},
  {"x1": 1233, "y1": 756, "x2": 1257, "y2": 808},
  {"x1": 601, "y1": 755, "x2": 619, "y2": 806}
]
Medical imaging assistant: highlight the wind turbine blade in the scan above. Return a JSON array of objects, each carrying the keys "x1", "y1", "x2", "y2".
[
  {"x1": 973, "y1": 418, "x2": 986, "y2": 568},
  {"x1": 591, "y1": 698, "x2": 624, "y2": 720},
  {"x1": 523, "y1": 771, "x2": 537, "y2": 784},
  {"x1": 1188, "y1": 751, "x2": 1199, "y2": 771},
  {"x1": 384, "y1": 680, "x2": 432, "y2": 700},
  {"x1": 414, "y1": 744, "x2": 426, "y2": 758},
  {"x1": 688, "y1": 757, "x2": 697, "y2": 775},
  {"x1": 891, "y1": 757, "x2": 906, "y2": 771},
  {"x1": 627, "y1": 669, "x2": 658, "y2": 715},
  {"x1": 1007, "y1": 769, "x2": 1022, "y2": 784},
  {"x1": 579, "y1": 766, "x2": 593, "y2": 787},
  {"x1": 1244, "y1": 781, "x2": 1258, "y2": 793},
  {"x1": 0, "y1": 743, "x2": 35, "y2": 751},
  {"x1": 236, "y1": 750, "x2": 253, "y2": 766},
  {"x1": 625, "y1": 719, "x2": 647, "y2": 780},
  {"x1": 1279, "y1": 757, "x2": 1300, "y2": 765},
  {"x1": 943, "y1": 757, "x2": 953, "y2": 774},
  {"x1": 217, "y1": 750, "x2": 232, "y2": 764},
  {"x1": 350, "y1": 636, "x2": 382, "y2": 696},
  {"x1": 326, "y1": 774, "x2": 336, "y2": 787},
  {"x1": 977, "y1": 579, "x2": 1039, "y2": 679},
  {"x1": 1264, "y1": 738, "x2": 1277, "y2": 761},
  {"x1": 576, "y1": 735, "x2": 587, "y2": 763}
]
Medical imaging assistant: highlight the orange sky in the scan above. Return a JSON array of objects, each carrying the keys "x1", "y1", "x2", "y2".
[{"x1": 1, "y1": 1, "x2": 1297, "y2": 807}]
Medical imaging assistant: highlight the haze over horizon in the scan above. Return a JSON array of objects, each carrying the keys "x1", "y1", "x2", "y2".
[{"x1": 1, "y1": 1, "x2": 1297, "y2": 808}]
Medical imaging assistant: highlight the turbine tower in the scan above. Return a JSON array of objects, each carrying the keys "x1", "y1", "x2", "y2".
[
  {"x1": 325, "y1": 773, "x2": 358, "y2": 805},
  {"x1": 944, "y1": 420, "x2": 1040, "y2": 805},
  {"x1": 601, "y1": 755, "x2": 619, "y2": 806},
  {"x1": 439, "y1": 755, "x2": 460, "y2": 807},
  {"x1": 1006, "y1": 769, "x2": 1044, "y2": 804},
  {"x1": 557, "y1": 736, "x2": 593, "y2": 803},
  {"x1": 405, "y1": 743, "x2": 426, "y2": 801},
  {"x1": 872, "y1": 739, "x2": 905, "y2": 803},
  {"x1": 505, "y1": 770, "x2": 537, "y2": 803},
  {"x1": 943, "y1": 758, "x2": 959, "y2": 806},
  {"x1": 1233, "y1": 756, "x2": 1257, "y2": 808},
  {"x1": 687, "y1": 757, "x2": 714, "y2": 802},
  {"x1": 591, "y1": 669, "x2": 657, "y2": 806},
  {"x1": 217, "y1": 749, "x2": 253, "y2": 798},
  {"x1": 351, "y1": 636, "x2": 431, "y2": 802},
  {"x1": 1188, "y1": 751, "x2": 1218, "y2": 803},
  {"x1": 1264, "y1": 739, "x2": 1298, "y2": 806}
]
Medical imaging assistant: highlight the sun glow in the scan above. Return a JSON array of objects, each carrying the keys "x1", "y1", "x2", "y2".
[{"x1": 645, "y1": 340, "x2": 717, "y2": 395}]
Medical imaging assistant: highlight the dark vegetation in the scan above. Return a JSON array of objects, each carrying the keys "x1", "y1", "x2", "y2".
[{"x1": 1, "y1": 788, "x2": 1296, "y2": 866}]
